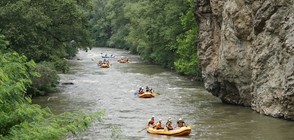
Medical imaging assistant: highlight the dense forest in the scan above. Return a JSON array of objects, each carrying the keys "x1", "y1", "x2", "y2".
[
  {"x1": 0, "y1": 0, "x2": 199, "y2": 139},
  {"x1": 90, "y1": 0, "x2": 200, "y2": 77},
  {"x1": 0, "y1": 0, "x2": 101, "y2": 139}
]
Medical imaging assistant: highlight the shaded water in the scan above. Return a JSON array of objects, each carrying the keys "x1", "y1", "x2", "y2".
[{"x1": 33, "y1": 48, "x2": 294, "y2": 140}]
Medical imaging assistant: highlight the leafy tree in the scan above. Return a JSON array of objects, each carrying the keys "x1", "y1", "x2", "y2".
[
  {"x1": 0, "y1": 0, "x2": 95, "y2": 94},
  {"x1": 91, "y1": 0, "x2": 201, "y2": 77},
  {"x1": 174, "y1": 0, "x2": 200, "y2": 77},
  {"x1": 27, "y1": 62, "x2": 60, "y2": 96},
  {"x1": 0, "y1": 0, "x2": 93, "y2": 63},
  {"x1": 89, "y1": 0, "x2": 112, "y2": 47},
  {"x1": 0, "y1": 36, "x2": 103, "y2": 139},
  {"x1": 123, "y1": 0, "x2": 190, "y2": 68},
  {"x1": 105, "y1": 0, "x2": 131, "y2": 49}
]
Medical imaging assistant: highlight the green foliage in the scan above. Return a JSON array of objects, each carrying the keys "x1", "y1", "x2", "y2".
[
  {"x1": 89, "y1": 0, "x2": 112, "y2": 47},
  {"x1": 0, "y1": 35, "x2": 9, "y2": 49},
  {"x1": 0, "y1": 0, "x2": 93, "y2": 62},
  {"x1": 4, "y1": 110, "x2": 104, "y2": 140},
  {"x1": 90, "y1": 0, "x2": 201, "y2": 75},
  {"x1": 27, "y1": 62, "x2": 60, "y2": 96},
  {"x1": 0, "y1": 36, "x2": 103, "y2": 139},
  {"x1": 174, "y1": 0, "x2": 201, "y2": 77},
  {"x1": 65, "y1": 40, "x2": 80, "y2": 58},
  {"x1": 50, "y1": 56, "x2": 70, "y2": 73},
  {"x1": 105, "y1": 0, "x2": 131, "y2": 49},
  {"x1": 123, "y1": 0, "x2": 188, "y2": 68}
]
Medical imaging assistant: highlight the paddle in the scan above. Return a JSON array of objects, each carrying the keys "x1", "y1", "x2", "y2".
[
  {"x1": 134, "y1": 92, "x2": 138, "y2": 96},
  {"x1": 150, "y1": 89, "x2": 160, "y2": 96},
  {"x1": 137, "y1": 127, "x2": 147, "y2": 133}
]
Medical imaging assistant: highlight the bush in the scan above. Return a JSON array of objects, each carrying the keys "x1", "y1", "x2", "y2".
[
  {"x1": 0, "y1": 36, "x2": 103, "y2": 139},
  {"x1": 50, "y1": 56, "x2": 69, "y2": 73},
  {"x1": 27, "y1": 62, "x2": 59, "y2": 96}
]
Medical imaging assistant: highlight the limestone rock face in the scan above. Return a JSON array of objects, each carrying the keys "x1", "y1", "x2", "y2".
[{"x1": 195, "y1": 0, "x2": 294, "y2": 120}]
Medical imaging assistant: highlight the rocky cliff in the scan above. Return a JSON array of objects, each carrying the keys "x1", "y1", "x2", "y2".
[{"x1": 195, "y1": 0, "x2": 294, "y2": 120}]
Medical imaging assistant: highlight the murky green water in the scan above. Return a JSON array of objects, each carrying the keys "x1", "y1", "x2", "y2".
[{"x1": 33, "y1": 48, "x2": 294, "y2": 140}]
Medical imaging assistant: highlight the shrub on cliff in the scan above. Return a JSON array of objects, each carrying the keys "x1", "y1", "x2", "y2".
[{"x1": 174, "y1": 0, "x2": 201, "y2": 78}]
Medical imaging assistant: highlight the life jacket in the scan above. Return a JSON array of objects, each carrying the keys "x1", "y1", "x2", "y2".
[
  {"x1": 138, "y1": 89, "x2": 143, "y2": 94},
  {"x1": 177, "y1": 120, "x2": 185, "y2": 127},
  {"x1": 148, "y1": 119, "x2": 154, "y2": 125},
  {"x1": 146, "y1": 87, "x2": 150, "y2": 92},
  {"x1": 166, "y1": 120, "x2": 171, "y2": 126},
  {"x1": 155, "y1": 122, "x2": 162, "y2": 129},
  {"x1": 166, "y1": 121, "x2": 173, "y2": 130}
]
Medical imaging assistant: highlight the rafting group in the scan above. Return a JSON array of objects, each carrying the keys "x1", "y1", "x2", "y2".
[
  {"x1": 97, "y1": 53, "x2": 130, "y2": 68},
  {"x1": 138, "y1": 86, "x2": 153, "y2": 94},
  {"x1": 146, "y1": 116, "x2": 191, "y2": 136},
  {"x1": 117, "y1": 58, "x2": 129, "y2": 63},
  {"x1": 101, "y1": 54, "x2": 115, "y2": 58},
  {"x1": 97, "y1": 59, "x2": 110, "y2": 68},
  {"x1": 136, "y1": 86, "x2": 157, "y2": 98},
  {"x1": 97, "y1": 52, "x2": 192, "y2": 136}
]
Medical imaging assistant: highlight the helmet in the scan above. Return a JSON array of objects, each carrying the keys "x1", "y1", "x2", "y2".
[
  {"x1": 159, "y1": 119, "x2": 162, "y2": 122},
  {"x1": 168, "y1": 117, "x2": 171, "y2": 121},
  {"x1": 152, "y1": 115, "x2": 154, "y2": 118},
  {"x1": 179, "y1": 118, "x2": 182, "y2": 121}
]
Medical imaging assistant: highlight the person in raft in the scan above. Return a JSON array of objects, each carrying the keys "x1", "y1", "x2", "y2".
[
  {"x1": 154, "y1": 119, "x2": 163, "y2": 129},
  {"x1": 165, "y1": 117, "x2": 174, "y2": 130},
  {"x1": 146, "y1": 86, "x2": 150, "y2": 92},
  {"x1": 147, "y1": 115, "x2": 155, "y2": 127},
  {"x1": 176, "y1": 118, "x2": 186, "y2": 128},
  {"x1": 150, "y1": 88, "x2": 154, "y2": 93},
  {"x1": 138, "y1": 87, "x2": 144, "y2": 94}
]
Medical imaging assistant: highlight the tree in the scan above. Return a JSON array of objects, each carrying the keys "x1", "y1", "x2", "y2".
[
  {"x1": 89, "y1": 0, "x2": 200, "y2": 77},
  {"x1": 0, "y1": 35, "x2": 103, "y2": 139},
  {"x1": 174, "y1": 0, "x2": 200, "y2": 76},
  {"x1": 0, "y1": 0, "x2": 93, "y2": 62},
  {"x1": 89, "y1": 0, "x2": 112, "y2": 47}
]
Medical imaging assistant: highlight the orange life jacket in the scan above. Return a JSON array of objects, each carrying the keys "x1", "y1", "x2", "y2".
[{"x1": 155, "y1": 122, "x2": 162, "y2": 129}]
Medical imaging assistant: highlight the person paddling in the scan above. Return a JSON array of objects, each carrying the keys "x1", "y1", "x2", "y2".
[
  {"x1": 165, "y1": 117, "x2": 173, "y2": 130},
  {"x1": 154, "y1": 119, "x2": 163, "y2": 129},
  {"x1": 176, "y1": 118, "x2": 186, "y2": 128},
  {"x1": 146, "y1": 86, "x2": 150, "y2": 92},
  {"x1": 138, "y1": 87, "x2": 144, "y2": 94},
  {"x1": 147, "y1": 115, "x2": 155, "y2": 127}
]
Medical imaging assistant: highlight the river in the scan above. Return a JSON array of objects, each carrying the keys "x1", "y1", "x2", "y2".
[{"x1": 33, "y1": 47, "x2": 294, "y2": 140}]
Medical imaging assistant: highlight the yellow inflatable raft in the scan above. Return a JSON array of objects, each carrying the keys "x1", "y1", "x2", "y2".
[
  {"x1": 147, "y1": 126, "x2": 192, "y2": 136},
  {"x1": 100, "y1": 63, "x2": 110, "y2": 68},
  {"x1": 138, "y1": 92, "x2": 155, "y2": 98}
]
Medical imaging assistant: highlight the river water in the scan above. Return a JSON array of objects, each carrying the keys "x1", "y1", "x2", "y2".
[{"x1": 33, "y1": 48, "x2": 294, "y2": 140}]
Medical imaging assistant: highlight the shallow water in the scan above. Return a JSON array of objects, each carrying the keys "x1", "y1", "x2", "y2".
[{"x1": 33, "y1": 48, "x2": 294, "y2": 140}]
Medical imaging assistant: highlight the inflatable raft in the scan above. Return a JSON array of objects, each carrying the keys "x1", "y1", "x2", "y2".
[
  {"x1": 138, "y1": 92, "x2": 155, "y2": 98},
  {"x1": 147, "y1": 126, "x2": 192, "y2": 136}
]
